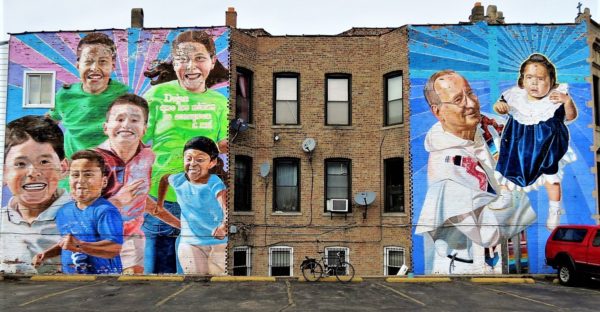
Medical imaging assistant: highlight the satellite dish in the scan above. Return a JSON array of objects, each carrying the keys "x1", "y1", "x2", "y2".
[
  {"x1": 354, "y1": 191, "x2": 376, "y2": 206},
  {"x1": 301, "y1": 138, "x2": 316, "y2": 152},
  {"x1": 259, "y1": 162, "x2": 271, "y2": 178},
  {"x1": 230, "y1": 118, "x2": 249, "y2": 132},
  {"x1": 230, "y1": 118, "x2": 249, "y2": 142}
]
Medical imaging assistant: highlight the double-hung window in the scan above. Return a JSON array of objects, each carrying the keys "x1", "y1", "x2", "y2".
[
  {"x1": 236, "y1": 67, "x2": 253, "y2": 123},
  {"x1": 384, "y1": 158, "x2": 404, "y2": 213},
  {"x1": 274, "y1": 73, "x2": 299, "y2": 125},
  {"x1": 234, "y1": 155, "x2": 252, "y2": 212},
  {"x1": 274, "y1": 158, "x2": 300, "y2": 212},
  {"x1": 384, "y1": 71, "x2": 403, "y2": 125},
  {"x1": 325, "y1": 159, "x2": 351, "y2": 212},
  {"x1": 326, "y1": 74, "x2": 351, "y2": 125}
]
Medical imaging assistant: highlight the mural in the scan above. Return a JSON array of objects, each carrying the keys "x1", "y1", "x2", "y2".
[
  {"x1": 410, "y1": 22, "x2": 594, "y2": 274},
  {"x1": 0, "y1": 28, "x2": 230, "y2": 275}
]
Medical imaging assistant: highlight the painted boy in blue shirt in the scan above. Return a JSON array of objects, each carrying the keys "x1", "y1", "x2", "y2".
[{"x1": 34, "y1": 150, "x2": 123, "y2": 274}]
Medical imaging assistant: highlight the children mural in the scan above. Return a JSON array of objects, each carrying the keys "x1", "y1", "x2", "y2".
[
  {"x1": 1, "y1": 28, "x2": 230, "y2": 275},
  {"x1": 410, "y1": 22, "x2": 594, "y2": 274}
]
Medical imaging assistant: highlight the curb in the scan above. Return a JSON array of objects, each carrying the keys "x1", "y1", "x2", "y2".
[
  {"x1": 30, "y1": 275, "x2": 97, "y2": 282},
  {"x1": 297, "y1": 276, "x2": 363, "y2": 283},
  {"x1": 470, "y1": 277, "x2": 535, "y2": 284},
  {"x1": 118, "y1": 276, "x2": 184, "y2": 282},
  {"x1": 211, "y1": 276, "x2": 276, "y2": 282},
  {"x1": 386, "y1": 277, "x2": 451, "y2": 283}
]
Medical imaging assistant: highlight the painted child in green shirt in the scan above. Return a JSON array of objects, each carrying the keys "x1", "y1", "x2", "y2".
[{"x1": 48, "y1": 32, "x2": 129, "y2": 159}]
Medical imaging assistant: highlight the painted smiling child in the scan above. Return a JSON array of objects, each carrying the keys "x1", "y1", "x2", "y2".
[
  {"x1": 95, "y1": 94, "x2": 180, "y2": 274},
  {"x1": 48, "y1": 32, "x2": 129, "y2": 159},
  {"x1": 155, "y1": 136, "x2": 227, "y2": 275},
  {"x1": 140, "y1": 30, "x2": 228, "y2": 274},
  {"x1": 0, "y1": 116, "x2": 70, "y2": 274}
]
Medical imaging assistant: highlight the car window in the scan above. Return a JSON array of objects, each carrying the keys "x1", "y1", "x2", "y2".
[
  {"x1": 593, "y1": 231, "x2": 600, "y2": 247},
  {"x1": 553, "y1": 228, "x2": 588, "y2": 243}
]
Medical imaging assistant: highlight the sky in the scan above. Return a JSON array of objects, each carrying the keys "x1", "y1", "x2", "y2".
[{"x1": 1, "y1": 0, "x2": 599, "y2": 41}]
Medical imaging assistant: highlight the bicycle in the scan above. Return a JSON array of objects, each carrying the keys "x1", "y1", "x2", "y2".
[{"x1": 301, "y1": 251, "x2": 355, "y2": 282}]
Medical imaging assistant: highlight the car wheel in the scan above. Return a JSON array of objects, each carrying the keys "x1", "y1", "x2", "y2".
[{"x1": 557, "y1": 264, "x2": 577, "y2": 286}]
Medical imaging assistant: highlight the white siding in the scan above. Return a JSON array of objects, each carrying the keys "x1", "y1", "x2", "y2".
[{"x1": 0, "y1": 42, "x2": 8, "y2": 200}]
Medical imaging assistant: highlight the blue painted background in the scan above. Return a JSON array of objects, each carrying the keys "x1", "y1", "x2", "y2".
[{"x1": 409, "y1": 22, "x2": 594, "y2": 274}]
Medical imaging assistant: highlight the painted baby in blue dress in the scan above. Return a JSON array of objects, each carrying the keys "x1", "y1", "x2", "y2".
[{"x1": 493, "y1": 53, "x2": 577, "y2": 231}]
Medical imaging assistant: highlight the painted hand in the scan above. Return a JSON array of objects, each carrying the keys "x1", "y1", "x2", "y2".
[
  {"x1": 32, "y1": 252, "x2": 45, "y2": 267},
  {"x1": 60, "y1": 234, "x2": 82, "y2": 253},
  {"x1": 112, "y1": 179, "x2": 146, "y2": 208},
  {"x1": 549, "y1": 90, "x2": 569, "y2": 104},
  {"x1": 212, "y1": 223, "x2": 228, "y2": 240},
  {"x1": 493, "y1": 102, "x2": 509, "y2": 114}
]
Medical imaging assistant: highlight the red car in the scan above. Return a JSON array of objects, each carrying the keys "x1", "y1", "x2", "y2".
[{"x1": 545, "y1": 225, "x2": 600, "y2": 285}]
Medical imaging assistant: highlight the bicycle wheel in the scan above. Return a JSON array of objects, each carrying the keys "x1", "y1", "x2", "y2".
[
  {"x1": 302, "y1": 262, "x2": 323, "y2": 282},
  {"x1": 334, "y1": 261, "x2": 355, "y2": 283}
]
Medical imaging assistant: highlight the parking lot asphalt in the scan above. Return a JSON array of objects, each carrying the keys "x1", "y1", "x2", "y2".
[{"x1": 1, "y1": 276, "x2": 599, "y2": 311}]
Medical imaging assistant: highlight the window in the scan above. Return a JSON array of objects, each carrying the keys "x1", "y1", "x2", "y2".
[
  {"x1": 594, "y1": 75, "x2": 599, "y2": 126},
  {"x1": 232, "y1": 246, "x2": 252, "y2": 276},
  {"x1": 593, "y1": 231, "x2": 600, "y2": 247},
  {"x1": 274, "y1": 73, "x2": 299, "y2": 125},
  {"x1": 274, "y1": 158, "x2": 300, "y2": 212},
  {"x1": 324, "y1": 246, "x2": 349, "y2": 266},
  {"x1": 384, "y1": 71, "x2": 403, "y2": 125},
  {"x1": 269, "y1": 246, "x2": 293, "y2": 276},
  {"x1": 384, "y1": 247, "x2": 405, "y2": 275},
  {"x1": 384, "y1": 158, "x2": 404, "y2": 213},
  {"x1": 236, "y1": 67, "x2": 253, "y2": 123},
  {"x1": 234, "y1": 155, "x2": 252, "y2": 212},
  {"x1": 325, "y1": 74, "x2": 351, "y2": 125},
  {"x1": 552, "y1": 228, "x2": 588, "y2": 243},
  {"x1": 23, "y1": 71, "x2": 55, "y2": 108},
  {"x1": 325, "y1": 159, "x2": 351, "y2": 212}
]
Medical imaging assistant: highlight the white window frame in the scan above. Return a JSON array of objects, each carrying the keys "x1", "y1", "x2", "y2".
[
  {"x1": 384, "y1": 246, "x2": 405, "y2": 276},
  {"x1": 385, "y1": 72, "x2": 403, "y2": 125},
  {"x1": 268, "y1": 246, "x2": 293, "y2": 277},
  {"x1": 23, "y1": 70, "x2": 56, "y2": 108},
  {"x1": 324, "y1": 246, "x2": 349, "y2": 266},
  {"x1": 232, "y1": 246, "x2": 252, "y2": 276},
  {"x1": 325, "y1": 74, "x2": 350, "y2": 125},
  {"x1": 274, "y1": 74, "x2": 299, "y2": 125}
]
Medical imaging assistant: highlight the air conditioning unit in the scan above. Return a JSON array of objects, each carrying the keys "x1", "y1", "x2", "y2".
[{"x1": 327, "y1": 199, "x2": 349, "y2": 213}]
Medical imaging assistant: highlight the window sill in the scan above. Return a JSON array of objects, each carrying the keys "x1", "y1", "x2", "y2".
[
  {"x1": 382, "y1": 212, "x2": 407, "y2": 217},
  {"x1": 321, "y1": 212, "x2": 355, "y2": 217},
  {"x1": 381, "y1": 123, "x2": 404, "y2": 130},
  {"x1": 231, "y1": 211, "x2": 254, "y2": 216},
  {"x1": 272, "y1": 125, "x2": 302, "y2": 129},
  {"x1": 324, "y1": 125, "x2": 354, "y2": 130},
  {"x1": 272, "y1": 211, "x2": 302, "y2": 216}
]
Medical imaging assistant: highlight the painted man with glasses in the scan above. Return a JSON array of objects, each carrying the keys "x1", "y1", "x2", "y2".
[{"x1": 415, "y1": 70, "x2": 536, "y2": 274}]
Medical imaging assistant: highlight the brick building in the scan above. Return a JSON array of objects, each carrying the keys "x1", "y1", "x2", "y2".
[{"x1": 228, "y1": 10, "x2": 412, "y2": 276}]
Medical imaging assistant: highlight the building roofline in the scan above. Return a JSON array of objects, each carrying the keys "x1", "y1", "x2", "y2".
[
  {"x1": 8, "y1": 25, "x2": 228, "y2": 36},
  {"x1": 406, "y1": 21, "x2": 581, "y2": 27},
  {"x1": 6, "y1": 20, "x2": 585, "y2": 38}
]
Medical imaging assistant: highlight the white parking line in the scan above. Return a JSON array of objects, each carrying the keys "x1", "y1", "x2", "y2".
[
  {"x1": 480, "y1": 286, "x2": 559, "y2": 308},
  {"x1": 19, "y1": 281, "x2": 105, "y2": 307},
  {"x1": 376, "y1": 282, "x2": 426, "y2": 306},
  {"x1": 154, "y1": 283, "x2": 193, "y2": 307}
]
